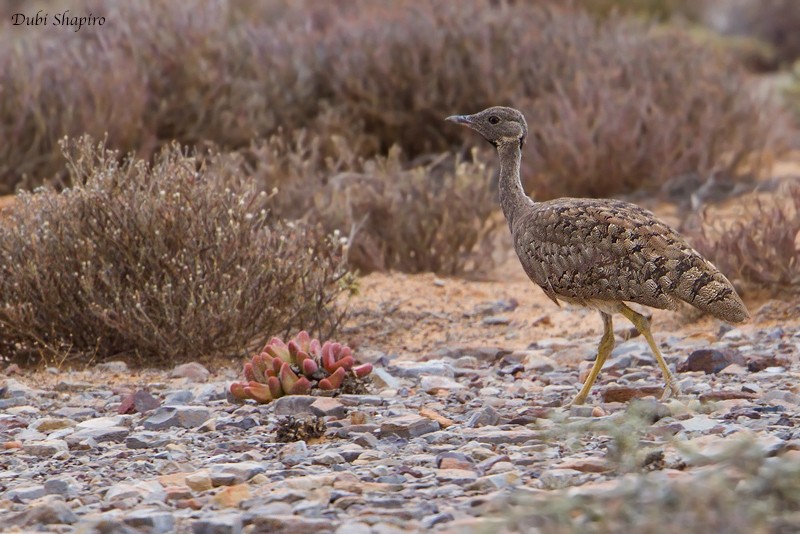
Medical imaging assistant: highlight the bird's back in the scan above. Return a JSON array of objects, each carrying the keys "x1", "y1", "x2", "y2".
[{"x1": 511, "y1": 197, "x2": 749, "y2": 323}]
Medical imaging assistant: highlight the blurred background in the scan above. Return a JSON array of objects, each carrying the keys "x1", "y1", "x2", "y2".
[{"x1": 0, "y1": 0, "x2": 798, "y2": 364}]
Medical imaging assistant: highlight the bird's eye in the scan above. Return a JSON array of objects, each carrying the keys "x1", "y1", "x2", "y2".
[{"x1": 488, "y1": 116, "x2": 500, "y2": 125}]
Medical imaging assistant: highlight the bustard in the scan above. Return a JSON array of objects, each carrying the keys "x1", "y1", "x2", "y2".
[{"x1": 446, "y1": 106, "x2": 749, "y2": 406}]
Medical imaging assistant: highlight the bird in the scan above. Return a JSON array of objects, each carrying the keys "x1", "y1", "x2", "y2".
[{"x1": 446, "y1": 106, "x2": 749, "y2": 406}]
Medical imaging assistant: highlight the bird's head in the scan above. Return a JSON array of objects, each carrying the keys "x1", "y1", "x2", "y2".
[{"x1": 446, "y1": 106, "x2": 528, "y2": 148}]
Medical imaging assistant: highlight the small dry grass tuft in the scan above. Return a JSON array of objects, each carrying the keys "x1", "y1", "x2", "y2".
[
  {"x1": 0, "y1": 136, "x2": 354, "y2": 367},
  {"x1": 692, "y1": 179, "x2": 800, "y2": 293}
]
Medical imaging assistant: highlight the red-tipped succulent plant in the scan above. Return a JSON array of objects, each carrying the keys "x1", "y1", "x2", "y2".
[{"x1": 229, "y1": 331, "x2": 373, "y2": 403}]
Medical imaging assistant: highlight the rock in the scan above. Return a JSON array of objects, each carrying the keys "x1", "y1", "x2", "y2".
[
  {"x1": 106, "y1": 480, "x2": 165, "y2": 502},
  {"x1": 208, "y1": 462, "x2": 265, "y2": 486},
  {"x1": 422, "y1": 512, "x2": 455, "y2": 529},
  {"x1": 310, "y1": 397, "x2": 346, "y2": 418},
  {"x1": 171, "y1": 362, "x2": 211, "y2": 382},
  {"x1": 764, "y1": 390, "x2": 800, "y2": 405},
  {"x1": 248, "y1": 515, "x2": 337, "y2": 533},
  {"x1": 117, "y1": 389, "x2": 161, "y2": 414},
  {"x1": 313, "y1": 451, "x2": 346, "y2": 466},
  {"x1": 482, "y1": 315, "x2": 510, "y2": 325},
  {"x1": 95, "y1": 360, "x2": 129, "y2": 373},
  {"x1": 123, "y1": 509, "x2": 176, "y2": 533},
  {"x1": 336, "y1": 522, "x2": 373, "y2": 534},
  {"x1": 44, "y1": 477, "x2": 80, "y2": 499},
  {"x1": 66, "y1": 425, "x2": 130, "y2": 446},
  {"x1": 380, "y1": 414, "x2": 439, "y2": 438},
  {"x1": 418, "y1": 407, "x2": 455, "y2": 428},
  {"x1": 5, "y1": 484, "x2": 46, "y2": 502},
  {"x1": 388, "y1": 361, "x2": 455, "y2": 378},
  {"x1": 126, "y1": 431, "x2": 170, "y2": 449},
  {"x1": 185, "y1": 470, "x2": 213, "y2": 492},
  {"x1": 273, "y1": 395, "x2": 317, "y2": 416},
  {"x1": 680, "y1": 415, "x2": 722, "y2": 433},
  {"x1": 2, "y1": 378, "x2": 38, "y2": 397},
  {"x1": 601, "y1": 386, "x2": 663, "y2": 403},
  {"x1": 213, "y1": 484, "x2": 251, "y2": 508},
  {"x1": 436, "y1": 468, "x2": 478, "y2": 485},
  {"x1": 143, "y1": 406, "x2": 211, "y2": 430},
  {"x1": 28, "y1": 417, "x2": 76, "y2": 432},
  {"x1": 6, "y1": 495, "x2": 77, "y2": 526},
  {"x1": 370, "y1": 367, "x2": 402, "y2": 389},
  {"x1": 161, "y1": 390, "x2": 193, "y2": 406},
  {"x1": 539, "y1": 468, "x2": 584, "y2": 489},
  {"x1": 554, "y1": 458, "x2": 610, "y2": 473},
  {"x1": 420, "y1": 375, "x2": 465, "y2": 393},
  {"x1": 23, "y1": 439, "x2": 69, "y2": 457},
  {"x1": 468, "y1": 471, "x2": 521, "y2": 491},
  {"x1": 466, "y1": 406, "x2": 500, "y2": 427},
  {"x1": 192, "y1": 513, "x2": 243, "y2": 534},
  {"x1": 679, "y1": 348, "x2": 745, "y2": 374},
  {"x1": 466, "y1": 428, "x2": 540, "y2": 445},
  {"x1": 436, "y1": 451, "x2": 473, "y2": 470},
  {"x1": 519, "y1": 352, "x2": 557, "y2": 372}
]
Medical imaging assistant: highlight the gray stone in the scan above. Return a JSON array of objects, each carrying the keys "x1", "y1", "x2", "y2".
[
  {"x1": 2, "y1": 378, "x2": 37, "y2": 397},
  {"x1": 208, "y1": 462, "x2": 265, "y2": 486},
  {"x1": 105, "y1": 480, "x2": 166, "y2": 502},
  {"x1": 67, "y1": 425, "x2": 130, "y2": 446},
  {"x1": 96, "y1": 360, "x2": 129, "y2": 373},
  {"x1": 370, "y1": 367, "x2": 402, "y2": 389},
  {"x1": 466, "y1": 406, "x2": 500, "y2": 427},
  {"x1": 23, "y1": 439, "x2": 69, "y2": 457},
  {"x1": 764, "y1": 390, "x2": 800, "y2": 405},
  {"x1": 171, "y1": 362, "x2": 211, "y2": 382},
  {"x1": 195, "y1": 383, "x2": 227, "y2": 402},
  {"x1": 44, "y1": 477, "x2": 80, "y2": 499},
  {"x1": 420, "y1": 375, "x2": 465, "y2": 393},
  {"x1": 539, "y1": 468, "x2": 584, "y2": 489},
  {"x1": 192, "y1": 513, "x2": 243, "y2": 534},
  {"x1": 466, "y1": 428, "x2": 540, "y2": 445},
  {"x1": 421, "y1": 512, "x2": 455, "y2": 529},
  {"x1": 126, "y1": 431, "x2": 170, "y2": 449},
  {"x1": 143, "y1": 406, "x2": 210, "y2": 429},
  {"x1": 380, "y1": 414, "x2": 440, "y2": 438},
  {"x1": 313, "y1": 451, "x2": 346, "y2": 466},
  {"x1": 388, "y1": 360, "x2": 455, "y2": 378},
  {"x1": 5, "y1": 484, "x2": 46, "y2": 502},
  {"x1": 680, "y1": 415, "x2": 721, "y2": 433},
  {"x1": 163, "y1": 389, "x2": 195, "y2": 405},
  {"x1": 273, "y1": 395, "x2": 317, "y2": 416},
  {"x1": 52, "y1": 406, "x2": 97, "y2": 420},
  {"x1": 336, "y1": 522, "x2": 372, "y2": 534},
  {"x1": 482, "y1": 315, "x2": 510, "y2": 325},
  {"x1": 6, "y1": 495, "x2": 77, "y2": 526},
  {"x1": 123, "y1": 509, "x2": 175, "y2": 533}
]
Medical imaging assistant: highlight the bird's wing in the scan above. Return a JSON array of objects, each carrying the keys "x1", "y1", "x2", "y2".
[{"x1": 512, "y1": 198, "x2": 717, "y2": 312}]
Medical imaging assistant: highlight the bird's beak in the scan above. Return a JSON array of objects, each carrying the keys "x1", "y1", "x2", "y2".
[{"x1": 445, "y1": 114, "x2": 472, "y2": 125}]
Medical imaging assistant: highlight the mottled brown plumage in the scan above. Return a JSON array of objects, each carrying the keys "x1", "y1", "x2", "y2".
[{"x1": 447, "y1": 106, "x2": 749, "y2": 405}]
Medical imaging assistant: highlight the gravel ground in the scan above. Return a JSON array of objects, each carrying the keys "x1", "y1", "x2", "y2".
[{"x1": 2, "y1": 267, "x2": 800, "y2": 533}]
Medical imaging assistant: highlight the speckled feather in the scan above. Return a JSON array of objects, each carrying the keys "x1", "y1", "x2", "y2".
[{"x1": 512, "y1": 197, "x2": 750, "y2": 323}]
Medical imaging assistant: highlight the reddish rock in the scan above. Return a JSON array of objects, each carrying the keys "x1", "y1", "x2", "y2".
[
  {"x1": 602, "y1": 386, "x2": 663, "y2": 403},
  {"x1": 679, "y1": 348, "x2": 745, "y2": 374}
]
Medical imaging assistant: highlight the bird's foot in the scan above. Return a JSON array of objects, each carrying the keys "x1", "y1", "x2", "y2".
[{"x1": 660, "y1": 381, "x2": 682, "y2": 401}]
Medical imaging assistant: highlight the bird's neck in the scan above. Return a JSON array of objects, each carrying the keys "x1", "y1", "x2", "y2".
[{"x1": 497, "y1": 141, "x2": 530, "y2": 230}]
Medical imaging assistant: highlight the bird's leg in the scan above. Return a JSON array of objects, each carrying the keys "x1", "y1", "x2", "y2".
[
  {"x1": 619, "y1": 304, "x2": 681, "y2": 400},
  {"x1": 570, "y1": 312, "x2": 614, "y2": 406}
]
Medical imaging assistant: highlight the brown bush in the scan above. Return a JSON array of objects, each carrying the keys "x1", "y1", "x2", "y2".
[
  {"x1": 0, "y1": 0, "x2": 781, "y2": 202},
  {"x1": 242, "y1": 134, "x2": 501, "y2": 275},
  {"x1": 0, "y1": 137, "x2": 354, "y2": 367},
  {"x1": 701, "y1": 0, "x2": 800, "y2": 70},
  {"x1": 692, "y1": 179, "x2": 800, "y2": 293}
]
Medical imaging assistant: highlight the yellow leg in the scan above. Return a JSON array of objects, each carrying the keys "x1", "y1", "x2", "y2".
[
  {"x1": 619, "y1": 304, "x2": 681, "y2": 400},
  {"x1": 571, "y1": 312, "x2": 614, "y2": 406}
]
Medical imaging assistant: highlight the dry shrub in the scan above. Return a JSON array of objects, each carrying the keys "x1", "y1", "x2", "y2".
[
  {"x1": 302, "y1": 1, "x2": 779, "y2": 198},
  {"x1": 0, "y1": 0, "x2": 780, "y2": 202},
  {"x1": 0, "y1": 137, "x2": 353, "y2": 366},
  {"x1": 243, "y1": 134, "x2": 501, "y2": 275},
  {"x1": 701, "y1": 0, "x2": 800, "y2": 70},
  {"x1": 692, "y1": 179, "x2": 800, "y2": 293}
]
